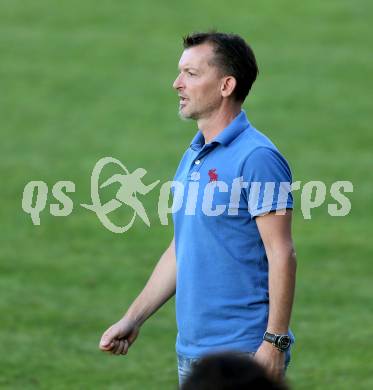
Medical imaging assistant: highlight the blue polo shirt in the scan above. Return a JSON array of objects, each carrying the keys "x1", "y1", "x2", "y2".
[{"x1": 172, "y1": 110, "x2": 294, "y2": 358}]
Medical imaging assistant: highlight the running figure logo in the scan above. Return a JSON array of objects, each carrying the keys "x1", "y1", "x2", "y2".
[
  {"x1": 208, "y1": 168, "x2": 218, "y2": 182},
  {"x1": 81, "y1": 157, "x2": 160, "y2": 233}
]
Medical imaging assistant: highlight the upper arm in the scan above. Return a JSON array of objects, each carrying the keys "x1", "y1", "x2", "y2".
[
  {"x1": 255, "y1": 210, "x2": 295, "y2": 259},
  {"x1": 170, "y1": 236, "x2": 175, "y2": 251},
  {"x1": 242, "y1": 147, "x2": 293, "y2": 219}
]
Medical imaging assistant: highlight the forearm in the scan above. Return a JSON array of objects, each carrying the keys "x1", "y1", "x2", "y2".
[
  {"x1": 266, "y1": 247, "x2": 297, "y2": 334},
  {"x1": 125, "y1": 239, "x2": 176, "y2": 327}
]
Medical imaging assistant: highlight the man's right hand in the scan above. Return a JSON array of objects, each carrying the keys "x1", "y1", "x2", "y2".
[{"x1": 99, "y1": 317, "x2": 140, "y2": 355}]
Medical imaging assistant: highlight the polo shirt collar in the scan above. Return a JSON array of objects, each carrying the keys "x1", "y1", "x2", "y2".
[{"x1": 190, "y1": 110, "x2": 250, "y2": 151}]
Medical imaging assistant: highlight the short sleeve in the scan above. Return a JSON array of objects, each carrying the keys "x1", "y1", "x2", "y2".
[{"x1": 242, "y1": 147, "x2": 293, "y2": 218}]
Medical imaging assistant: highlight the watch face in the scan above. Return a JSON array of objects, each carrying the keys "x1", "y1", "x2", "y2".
[{"x1": 278, "y1": 335, "x2": 291, "y2": 350}]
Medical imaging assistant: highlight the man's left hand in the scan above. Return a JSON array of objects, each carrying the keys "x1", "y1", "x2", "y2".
[{"x1": 254, "y1": 341, "x2": 286, "y2": 381}]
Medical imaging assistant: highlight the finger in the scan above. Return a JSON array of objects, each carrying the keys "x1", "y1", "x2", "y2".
[
  {"x1": 106, "y1": 340, "x2": 119, "y2": 353},
  {"x1": 121, "y1": 340, "x2": 129, "y2": 355},
  {"x1": 114, "y1": 340, "x2": 126, "y2": 355},
  {"x1": 109, "y1": 339, "x2": 120, "y2": 354},
  {"x1": 100, "y1": 330, "x2": 115, "y2": 350},
  {"x1": 100, "y1": 341, "x2": 114, "y2": 351}
]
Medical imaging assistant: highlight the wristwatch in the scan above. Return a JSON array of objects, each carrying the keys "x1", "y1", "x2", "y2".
[{"x1": 263, "y1": 331, "x2": 291, "y2": 352}]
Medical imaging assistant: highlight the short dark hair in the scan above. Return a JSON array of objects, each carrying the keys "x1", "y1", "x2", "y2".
[
  {"x1": 181, "y1": 351, "x2": 289, "y2": 390},
  {"x1": 183, "y1": 31, "x2": 259, "y2": 102}
]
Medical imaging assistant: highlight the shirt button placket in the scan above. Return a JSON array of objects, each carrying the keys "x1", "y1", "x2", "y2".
[{"x1": 188, "y1": 157, "x2": 202, "y2": 180}]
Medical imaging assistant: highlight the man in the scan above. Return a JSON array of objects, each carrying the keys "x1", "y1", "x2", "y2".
[{"x1": 99, "y1": 32, "x2": 297, "y2": 386}]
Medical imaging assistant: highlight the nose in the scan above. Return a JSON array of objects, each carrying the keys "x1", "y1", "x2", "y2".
[{"x1": 173, "y1": 73, "x2": 184, "y2": 90}]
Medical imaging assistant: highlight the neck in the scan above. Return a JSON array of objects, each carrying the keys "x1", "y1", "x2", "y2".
[{"x1": 197, "y1": 103, "x2": 242, "y2": 144}]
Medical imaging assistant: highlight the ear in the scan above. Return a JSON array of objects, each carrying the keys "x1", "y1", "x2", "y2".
[{"x1": 221, "y1": 76, "x2": 237, "y2": 98}]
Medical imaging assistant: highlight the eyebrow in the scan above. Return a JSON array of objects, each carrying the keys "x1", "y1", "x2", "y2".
[{"x1": 178, "y1": 66, "x2": 199, "y2": 72}]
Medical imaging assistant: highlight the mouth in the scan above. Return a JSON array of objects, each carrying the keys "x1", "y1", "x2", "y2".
[{"x1": 179, "y1": 96, "x2": 188, "y2": 107}]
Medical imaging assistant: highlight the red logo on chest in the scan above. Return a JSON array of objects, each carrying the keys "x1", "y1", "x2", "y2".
[{"x1": 208, "y1": 168, "x2": 218, "y2": 182}]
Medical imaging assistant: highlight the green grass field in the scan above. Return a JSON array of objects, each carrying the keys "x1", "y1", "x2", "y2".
[{"x1": 1, "y1": 0, "x2": 372, "y2": 388}]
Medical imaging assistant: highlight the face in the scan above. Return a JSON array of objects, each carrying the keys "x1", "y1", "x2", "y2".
[{"x1": 173, "y1": 43, "x2": 224, "y2": 120}]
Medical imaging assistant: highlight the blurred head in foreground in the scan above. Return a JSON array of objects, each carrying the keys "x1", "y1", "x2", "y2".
[{"x1": 181, "y1": 351, "x2": 289, "y2": 390}]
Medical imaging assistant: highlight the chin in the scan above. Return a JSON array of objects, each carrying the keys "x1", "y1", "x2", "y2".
[
  {"x1": 178, "y1": 107, "x2": 192, "y2": 120},
  {"x1": 178, "y1": 111, "x2": 191, "y2": 121},
  {"x1": 182, "y1": 110, "x2": 202, "y2": 121}
]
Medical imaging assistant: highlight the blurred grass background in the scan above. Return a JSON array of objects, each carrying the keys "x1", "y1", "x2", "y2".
[{"x1": 1, "y1": 0, "x2": 372, "y2": 388}]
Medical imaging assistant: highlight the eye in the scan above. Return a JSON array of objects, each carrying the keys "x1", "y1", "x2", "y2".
[{"x1": 187, "y1": 71, "x2": 196, "y2": 76}]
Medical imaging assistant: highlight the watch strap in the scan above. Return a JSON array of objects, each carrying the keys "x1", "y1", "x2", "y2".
[
  {"x1": 263, "y1": 331, "x2": 277, "y2": 344},
  {"x1": 263, "y1": 331, "x2": 291, "y2": 352}
]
